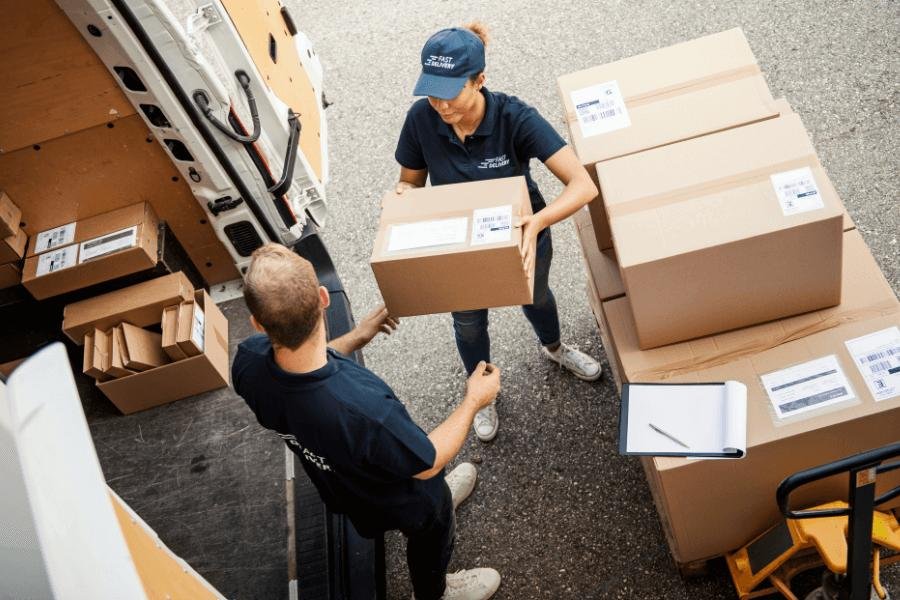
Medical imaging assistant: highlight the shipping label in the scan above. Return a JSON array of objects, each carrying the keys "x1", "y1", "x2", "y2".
[
  {"x1": 387, "y1": 217, "x2": 468, "y2": 253},
  {"x1": 79, "y1": 226, "x2": 138, "y2": 263},
  {"x1": 570, "y1": 80, "x2": 631, "y2": 137},
  {"x1": 35, "y1": 222, "x2": 76, "y2": 253},
  {"x1": 191, "y1": 305, "x2": 206, "y2": 352},
  {"x1": 471, "y1": 205, "x2": 513, "y2": 245},
  {"x1": 844, "y1": 326, "x2": 900, "y2": 402},
  {"x1": 35, "y1": 244, "x2": 78, "y2": 277},
  {"x1": 760, "y1": 354, "x2": 855, "y2": 419},
  {"x1": 770, "y1": 167, "x2": 824, "y2": 216}
]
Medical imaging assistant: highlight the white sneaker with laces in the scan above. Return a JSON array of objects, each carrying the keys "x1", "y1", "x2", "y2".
[
  {"x1": 542, "y1": 342, "x2": 602, "y2": 381},
  {"x1": 473, "y1": 403, "x2": 498, "y2": 442},
  {"x1": 411, "y1": 568, "x2": 501, "y2": 600},
  {"x1": 445, "y1": 462, "x2": 477, "y2": 511}
]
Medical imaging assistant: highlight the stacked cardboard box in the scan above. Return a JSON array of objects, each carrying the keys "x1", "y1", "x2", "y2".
[
  {"x1": 0, "y1": 191, "x2": 27, "y2": 290},
  {"x1": 564, "y1": 31, "x2": 900, "y2": 567},
  {"x1": 65, "y1": 272, "x2": 229, "y2": 414}
]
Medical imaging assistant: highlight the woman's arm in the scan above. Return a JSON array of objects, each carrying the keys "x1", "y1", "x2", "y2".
[
  {"x1": 396, "y1": 166, "x2": 428, "y2": 194},
  {"x1": 519, "y1": 145, "x2": 598, "y2": 273}
]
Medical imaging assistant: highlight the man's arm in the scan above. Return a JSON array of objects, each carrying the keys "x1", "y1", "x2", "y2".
[
  {"x1": 328, "y1": 305, "x2": 398, "y2": 355},
  {"x1": 414, "y1": 361, "x2": 500, "y2": 480}
]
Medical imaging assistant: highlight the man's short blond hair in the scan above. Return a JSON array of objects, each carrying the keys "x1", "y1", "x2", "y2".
[{"x1": 243, "y1": 243, "x2": 322, "y2": 349}]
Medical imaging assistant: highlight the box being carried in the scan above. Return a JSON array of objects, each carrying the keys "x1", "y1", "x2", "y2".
[
  {"x1": 600, "y1": 230, "x2": 900, "y2": 563},
  {"x1": 557, "y1": 28, "x2": 779, "y2": 249},
  {"x1": 598, "y1": 113, "x2": 846, "y2": 349},
  {"x1": 22, "y1": 202, "x2": 159, "y2": 300},
  {"x1": 370, "y1": 177, "x2": 534, "y2": 317}
]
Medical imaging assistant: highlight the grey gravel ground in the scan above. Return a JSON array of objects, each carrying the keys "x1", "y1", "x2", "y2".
[{"x1": 290, "y1": 1, "x2": 899, "y2": 598}]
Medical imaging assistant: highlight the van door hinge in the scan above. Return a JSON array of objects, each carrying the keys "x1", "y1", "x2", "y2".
[{"x1": 186, "y1": 4, "x2": 222, "y2": 35}]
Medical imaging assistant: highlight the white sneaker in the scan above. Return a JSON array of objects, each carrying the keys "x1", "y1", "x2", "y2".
[
  {"x1": 441, "y1": 568, "x2": 501, "y2": 600},
  {"x1": 445, "y1": 462, "x2": 477, "y2": 511},
  {"x1": 473, "y1": 403, "x2": 498, "y2": 442},
  {"x1": 542, "y1": 342, "x2": 602, "y2": 381}
]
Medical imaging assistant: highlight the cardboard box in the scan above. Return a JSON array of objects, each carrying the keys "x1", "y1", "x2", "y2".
[
  {"x1": 120, "y1": 322, "x2": 170, "y2": 371},
  {"x1": 106, "y1": 326, "x2": 137, "y2": 379},
  {"x1": 83, "y1": 328, "x2": 113, "y2": 381},
  {"x1": 574, "y1": 207, "x2": 624, "y2": 302},
  {"x1": 22, "y1": 203, "x2": 160, "y2": 300},
  {"x1": 96, "y1": 290, "x2": 229, "y2": 414},
  {"x1": 370, "y1": 177, "x2": 535, "y2": 317},
  {"x1": 175, "y1": 300, "x2": 205, "y2": 357},
  {"x1": 602, "y1": 230, "x2": 900, "y2": 563},
  {"x1": 161, "y1": 304, "x2": 188, "y2": 361},
  {"x1": 557, "y1": 28, "x2": 778, "y2": 249},
  {"x1": 0, "y1": 262, "x2": 21, "y2": 290},
  {"x1": 0, "y1": 191, "x2": 22, "y2": 240},
  {"x1": 598, "y1": 113, "x2": 845, "y2": 349},
  {"x1": 62, "y1": 272, "x2": 195, "y2": 343},
  {"x1": 0, "y1": 227, "x2": 27, "y2": 264}
]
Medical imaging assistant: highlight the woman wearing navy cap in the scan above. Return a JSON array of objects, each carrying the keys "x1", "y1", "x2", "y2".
[{"x1": 395, "y1": 23, "x2": 603, "y2": 443}]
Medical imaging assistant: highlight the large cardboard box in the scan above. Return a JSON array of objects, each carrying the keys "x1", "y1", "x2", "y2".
[
  {"x1": 602, "y1": 230, "x2": 900, "y2": 563},
  {"x1": 370, "y1": 177, "x2": 535, "y2": 317},
  {"x1": 557, "y1": 28, "x2": 778, "y2": 249},
  {"x1": 598, "y1": 113, "x2": 846, "y2": 349},
  {"x1": 62, "y1": 272, "x2": 195, "y2": 343},
  {"x1": 0, "y1": 191, "x2": 22, "y2": 240},
  {"x1": 22, "y1": 203, "x2": 160, "y2": 300},
  {"x1": 96, "y1": 290, "x2": 229, "y2": 414}
]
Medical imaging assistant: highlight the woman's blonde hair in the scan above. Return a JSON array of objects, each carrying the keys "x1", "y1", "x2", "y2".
[{"x1": 464, "y1": 21, "x2": 489, "y2": 46}]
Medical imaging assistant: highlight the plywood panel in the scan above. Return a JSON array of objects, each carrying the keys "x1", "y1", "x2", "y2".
[
  {"x1": 0, "y1": 115, "x2": 238, "y2": 284},
  {"x1": 0, "y1": 0, "x2": 136, "y2": 153},
  {"x1": 111, "y1": 492, "x2": 223, "y2": 600},
  {"x1": 220, "y1": 0, "x2": 323, "y2": 181}
]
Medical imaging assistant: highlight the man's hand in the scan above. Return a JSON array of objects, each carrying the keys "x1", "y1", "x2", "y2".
[
  {"x1": 355, "y1": 304, "x2": 399, "y2": 347},
  {"x1": 464, "y1": 361, "x2": 501, "y2": 410},
  {"x1": 516, "y1": 214, "x2": 542, "y2": 276}
]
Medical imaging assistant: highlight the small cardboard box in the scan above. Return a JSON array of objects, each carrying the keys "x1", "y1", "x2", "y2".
[
  {"x1": 557, "y1": 28, "x2": 778, "y2": 249},
  {"x1": 0, "y1": 262, "x2": 22, "y2": 290},
  {"x1": 598, "y1": 113, "x2": 846, "y2": 349},
  {"x1": 602, "y1": 230, "x2": 900, "y2": 563},
  {"x1": 106, "y1": 326, "x2": 137, "y2": 379},
  {"x1": 573, "y1": 206, "x2": 624, "y2": 302},
  {"x1": 175, "y1": 300, "x2": 205, "y2": 357},
  {"x1": 63, "y1": 272, "x2": 195, "y2": 343},
  {"x1": 161, "y1": 304, "x2": 187, "y2": 361},
  {"x1": 120, "y1": 322, "x2": 170, "y2": 371},
  {"x1": 370, "y1": 177, "x2": 534, "y2": 317},
  {"x1": 82, "y1": 329, "x2": 110, "y2": 381},
  {"x1": 22, "y1": 202, "x2": 160, "y2": 300},
  {"x1": 0, "y1": 227, "x2": 27, "y2": 264},
  {"x1": 96, "y1": 290, "x2": 229, "y2": 414},
  {"x1": 0, "y1": 191, "x2": 22, "y2": 240}
]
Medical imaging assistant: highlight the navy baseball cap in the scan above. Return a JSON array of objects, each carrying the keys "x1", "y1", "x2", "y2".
[{"x1": 413, "y1": 28, "x2": 485, "y2": 100}]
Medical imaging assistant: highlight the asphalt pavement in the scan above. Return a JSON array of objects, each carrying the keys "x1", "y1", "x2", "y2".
[{"x1": 289, "y1": 1, "x2": 899, "y2": 598}]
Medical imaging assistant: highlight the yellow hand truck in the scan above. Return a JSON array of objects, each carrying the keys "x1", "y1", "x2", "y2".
[{"x1": 727, "y1": 441, "x2": 900, "y2": 600}]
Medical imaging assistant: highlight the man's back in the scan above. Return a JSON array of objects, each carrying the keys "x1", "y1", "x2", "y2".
[{"x1": 233, "y1": 334, "x2": 445, "y2": 536}]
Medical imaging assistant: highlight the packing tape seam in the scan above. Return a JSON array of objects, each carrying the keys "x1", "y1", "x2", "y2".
[
  {"x1": 605, "y1": 155, "x2": 822, "y2": 219},
  {"x1": 629, "y1": 301, "x2": 900, "y2": 381},
  {"x1": 566, "y1": 64, "x2": 763, "y2": 123}
]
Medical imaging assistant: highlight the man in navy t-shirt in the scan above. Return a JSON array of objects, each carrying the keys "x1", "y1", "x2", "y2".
[{"x1": 232, "y1": 243, "x2": 502, "y2": 600}]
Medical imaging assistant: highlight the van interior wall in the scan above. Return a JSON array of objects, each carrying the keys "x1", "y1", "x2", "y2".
[{"x1": 0, "y1": 0, "x2": 238, "y2": 286}]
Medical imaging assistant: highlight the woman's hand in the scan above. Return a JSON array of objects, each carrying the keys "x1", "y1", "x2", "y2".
[
  {"x1": 517, "y1": 214, "x2": 543, "y2": 275},
  {"x1": 395, "y1": 181, "x2": 418, "y2": 195}
]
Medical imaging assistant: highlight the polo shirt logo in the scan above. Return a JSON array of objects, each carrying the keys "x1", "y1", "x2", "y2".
[
  {"x1": 278, "y1": 433, "x2": 333, "y2": 472},
  {"x1": 424, "y1": 55, "x2": 455, "y2": 70},
  {"x1": 477, "y1": 154, "x2": 510, "y2": 169}
]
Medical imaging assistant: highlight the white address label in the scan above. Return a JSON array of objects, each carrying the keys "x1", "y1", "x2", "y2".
[
  {"x1": 471, "y1": 205, "x2": 512, "y2": 245},
  {"x1": 35, "y1": 244, "x2": 78, "y2": 277},
  {"x1": 760, "y1": 354, "x2": 855, "y2": 419},
  {"x1": 35, "y1": 222, "x2": 76, "y2": 253},
  {"x1": 570, "y1": 80, "x2": 631, "y2": 137},
  {"x1": 79, "y1": 226, "x2": 137, "y2": 263},
  {"x1": 770, "y1": 167, "x2": 824, "y2": 216},
  {"x1": 844, "y1": 326, "x2": 900, "y2": 402},
  {"x1": 191, "y1": 305, "x2": 206, "y2": 351},
  {"x1": 387, "y1": 217, "x2": 468, "y2": 253}
]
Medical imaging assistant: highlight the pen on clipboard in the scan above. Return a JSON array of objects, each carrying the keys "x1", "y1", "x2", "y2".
[{"x1": 648, "y1": 423, "x2": 690, "y2": 449}]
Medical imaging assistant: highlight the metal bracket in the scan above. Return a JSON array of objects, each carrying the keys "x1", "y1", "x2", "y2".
[{"x1": 186, "y1": 3, "x2": 222, "y2": 35}]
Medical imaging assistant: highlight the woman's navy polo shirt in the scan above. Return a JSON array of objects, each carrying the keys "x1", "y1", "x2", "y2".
[
  {"x1": 232, "y1": 335, "x2": 446, "y2": 536},
  {"x1": 395, "y1": 88, "x2": 567, "y2": 212}
]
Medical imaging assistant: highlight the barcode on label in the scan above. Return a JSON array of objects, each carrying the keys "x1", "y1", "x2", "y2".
[
  {"x1": 869, "y1": 361, "x2": 892, "y2": 374},
  {"x1": 844, "y1": 327, "x2": 900, "y2": 403},
  {"x1": 79, "y1": 226, "x2": 138, "y2": 263},
  {"x1": 861, "y1": 348, "x2": 898, "y2": 363},
  {"x1": 35, "y1": 244, "x2": 78, "y2": 277}
]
